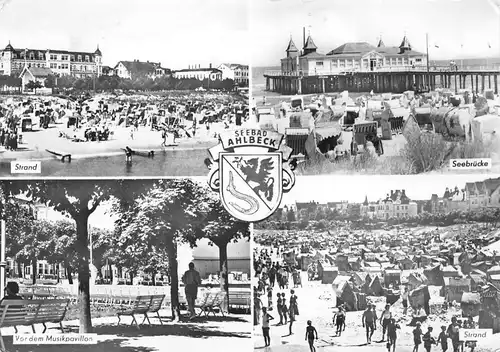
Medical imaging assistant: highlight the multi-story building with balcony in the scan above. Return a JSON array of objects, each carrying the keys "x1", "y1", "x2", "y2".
[
  {"x1": 360, "y1": 190, "x2": 418, "y2": 219},
  {"x1": 0, "y1": 42, "x2": 103, "y2": 78},
  {"x1": 218, "y1": 63, "x2": 249, "y2": 86}
]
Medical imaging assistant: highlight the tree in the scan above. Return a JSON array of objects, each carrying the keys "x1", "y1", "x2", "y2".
[
  {"x1": 287, "y1": 209, "x2": 296, "y2": 222},
  {"x1": 111, "y1": 179, "x2": 206, "y2": 321},
  {"x1": 44, "y1": 75, "x2": 57, "y2": 89},
  {"x1": 194, "y1": 192, "x2": 250, "y2": 309},
  {"x1": 25, "y1": 80, "x2": 43, "y2": 94},
  {"x1": 46, "y1": 220, "x2": 78, "y2": 284},
  {"x1": 4, "y1": 179, "x2": 151, "y2": 333}
]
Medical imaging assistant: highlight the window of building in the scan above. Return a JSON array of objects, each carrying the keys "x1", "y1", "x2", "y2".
[
  {"x1": 50, "y1": 54, "x2": 57, "y2": 60},
  {"x1": 85, "y1": 55, "x2": 90, "y2": 62},
  {"x1": 38, "y1": 53, "x2": 44, "y2": 60},
  {"x1": 62, "y1": 55, "x2": 68, "y2": 61},
  {"x1": 71, "y1": 55, "x2": 75, "y2": 62},
  {"x1": 316, "y1": 61, "x2": 324, "y2": 67},
  {"x1": 50, "y1": 63, "x2": 57, "y2": 69},
  {"x1": 77, "y1": 55, "x2": 82, "y2": 62},
  {"x1": 416, "y1": 58, "x2": 422, "y2": 63}
]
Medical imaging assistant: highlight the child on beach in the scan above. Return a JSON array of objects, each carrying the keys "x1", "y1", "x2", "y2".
[
  {"x1": 262, "y1": 307, "x2": 274, "y2": 347},
  {"x1": 305, "y1": 320, "x2": 318, "y2": 352},
  {"x1": 437, "y1": 326, "x2": 448, "y2": 352},
  {"x1": 386, "y1": 318, "x2": 400, "y2": 352},
  {"x1": 267, "y1": 286, "x2": 273, "y2": 311},
  {"x1": 413, "y1": 322, "x2": 423, "y2": 352},
  {"x1": 423, "y1": 326, "x2": 437, "y2": 352}
]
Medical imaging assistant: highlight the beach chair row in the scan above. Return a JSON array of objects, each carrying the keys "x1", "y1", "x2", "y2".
[{"x1": 0, "y1": 299, "x2": 70, "y2": 352}]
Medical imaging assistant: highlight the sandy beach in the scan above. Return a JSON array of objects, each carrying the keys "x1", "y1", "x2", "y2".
[{"x1": 1, "y1": 310, "x2": 252, "y2": 352}]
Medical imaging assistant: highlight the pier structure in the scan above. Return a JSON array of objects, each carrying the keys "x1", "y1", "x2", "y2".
[
  {"x1": 264, "y1": 69, "x2": 500, "y2": 95},
  {"x1": 267, "y1": 31, "x2": 500, "y2": 95}
]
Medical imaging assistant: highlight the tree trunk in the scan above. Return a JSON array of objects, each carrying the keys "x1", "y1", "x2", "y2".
[
  {"x1": 75, "y1": 215, "x2": 92, "y2": 333},
  {"x1": 152, "y1": 271, "x2": 156, "y2": 286},
  {"x1": 67, "y1": 265, "x2": 73, "y2": 285},
  {"x1": 32, "y1": 259, "x2": 37, "y2": 285},
  {"x1": 17, "y1": 261, "x2": 22, "y2": 279},
  {"x1": 165, "y1": 234, "x2": 180, "y2": 321},
  {"x1": 108, "y1": 262, "x2": 113, "y2": 283},
  {"x1": 217, "y1": 242, "x2": 230, "y2": 313}
]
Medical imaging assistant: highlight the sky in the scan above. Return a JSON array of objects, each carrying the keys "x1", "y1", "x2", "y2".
[
  {"x1": 42, "y1": 200, "x2": 117, "y2": 230},
  {"x1": 0, "y1": 0, "x2": 249, "y2": 70},
  {"x1": 280, "y1": 175, "x2": 496, "y2": 206},
  {"x1": 251, "y1": 0, "x2": 500, "y2": 67}
]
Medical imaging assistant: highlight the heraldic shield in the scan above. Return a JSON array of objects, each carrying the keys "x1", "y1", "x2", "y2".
[{"x1": 219, "y1": 152, "x2": 282, "y2": 222}]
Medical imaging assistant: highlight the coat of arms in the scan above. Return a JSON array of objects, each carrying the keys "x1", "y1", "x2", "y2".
[{"x1": 207, "y1": 129, "x2": 295, "y2": 222}]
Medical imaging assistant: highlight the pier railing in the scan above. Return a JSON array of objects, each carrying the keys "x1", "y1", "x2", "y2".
[{"x1": 264, "y1": 65, "x2": 500, "y2": 77}]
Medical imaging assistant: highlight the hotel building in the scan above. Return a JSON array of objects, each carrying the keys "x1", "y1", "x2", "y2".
[{"x1": 0, "y1": 42, "x2": 103, "y2": 78}]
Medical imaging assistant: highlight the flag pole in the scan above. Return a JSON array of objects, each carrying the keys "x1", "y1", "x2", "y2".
[{"x1": 426, "y1": 33, "x2": 430, "y2": 88}]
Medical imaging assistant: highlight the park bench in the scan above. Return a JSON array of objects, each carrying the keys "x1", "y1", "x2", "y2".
[
  {"x1": 201, "y1": 291, "x2": 227, "y2": 317},
  {"x1": 0, "y1": 299, "x2": 70, "y2": 352},
  {"x1": 228, "y1": 291, "x2": 251, "y2": 313},
  {"x1": 141, "y1": 295, "x2": 165, "y2": 325},
  {"x1": 116, "y1": 294, "x2": 165, "y2": 329}
]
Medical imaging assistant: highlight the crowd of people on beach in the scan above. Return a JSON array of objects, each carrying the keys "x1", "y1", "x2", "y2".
[
  {"x1": 254, "y1": 248, "x2": 303, "y2": 347},
  {"x1": 253, "y1": 242, "x2": 485, "y2": 352},
  {"x1": 0, "y1": 91, "x2": 249, "y2": 153}
]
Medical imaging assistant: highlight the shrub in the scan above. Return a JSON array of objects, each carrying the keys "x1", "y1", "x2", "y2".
[{"x1": 401, "y1": 132, "x2": 454, "y2": 173}]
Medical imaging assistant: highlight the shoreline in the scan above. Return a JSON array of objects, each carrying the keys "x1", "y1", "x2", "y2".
[{"x1": 0, "y1": 139, "x2": 216, "y2": 162}]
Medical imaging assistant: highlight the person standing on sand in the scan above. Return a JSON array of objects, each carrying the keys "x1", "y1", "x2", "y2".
[
  {"x1": 380, "y1": 304, "x2": 393, "y2": 342},
  {"x1": 262, "y1": 307, "x2": 273, "y2": 347},
  {"x1": 288, "y1": 290, "x2": 297, "y2": 335},
  {"x1": 413, "y1": 322, "x2": 423, "y2": 352},
  {"x1": 437, "y1": 325, "x2": 448, "y2": 352},
  {"x1": 281, "y1": 293, "x2": 288, "y2": 325},
  {"x1": 305, "y1": 320, "x2": 318, "y2": 352},
  {"x1": 181, "y1": 262, "x2": 201, "y2": 320},
  {"x1": 402, "y1": 286, "x2": 409, "y2": 315},
  {"x1": 386, "y1": 318, "x2": 400, "y2": 352},
  {"x1": 362, "y1": 305, "x2": 376, "y2": 344},
  {"x1": 277, "y1": 292, "x2": 283, "y2": 325},
  {"x1": 333, "y1": 305, "x2": 346, "y2": 336},
  {"x1": 267, "y1": 286, "x2": 273, "y2": 311},
  {"x1": 423, "y1": 326, "x2": 437, "y2": 352}
]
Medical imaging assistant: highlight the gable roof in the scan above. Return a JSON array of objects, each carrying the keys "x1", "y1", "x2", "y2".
[
  {"x1": 303, "y1": 35, "x2": 317, "y2": 50},
  {"x1": 286, "y1": 38, "x2": 299, "y2": 52},
  {"x1": 327, "y1": 42, "x2": 376, "y2": 55},
  {"x1": 484, "y1": 177, "x2": 500, "y2": 196},
  {"x1": 21, "y1": 67, "x2": 54, "y2": 78},
  {"x1": 399, "y1": 35, "x2": 411, "y2": 49},
  {"x1": 117, "y1": 61, "x2": 165, "y2": 75},
  {"x1": 326, "y1": 41, "x2": 424, "y2": 57}
]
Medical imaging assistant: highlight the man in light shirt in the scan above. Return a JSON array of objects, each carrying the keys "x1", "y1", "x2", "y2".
[{"x1": 182, "y1": 262, "x2": 202, "y2": 319}]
